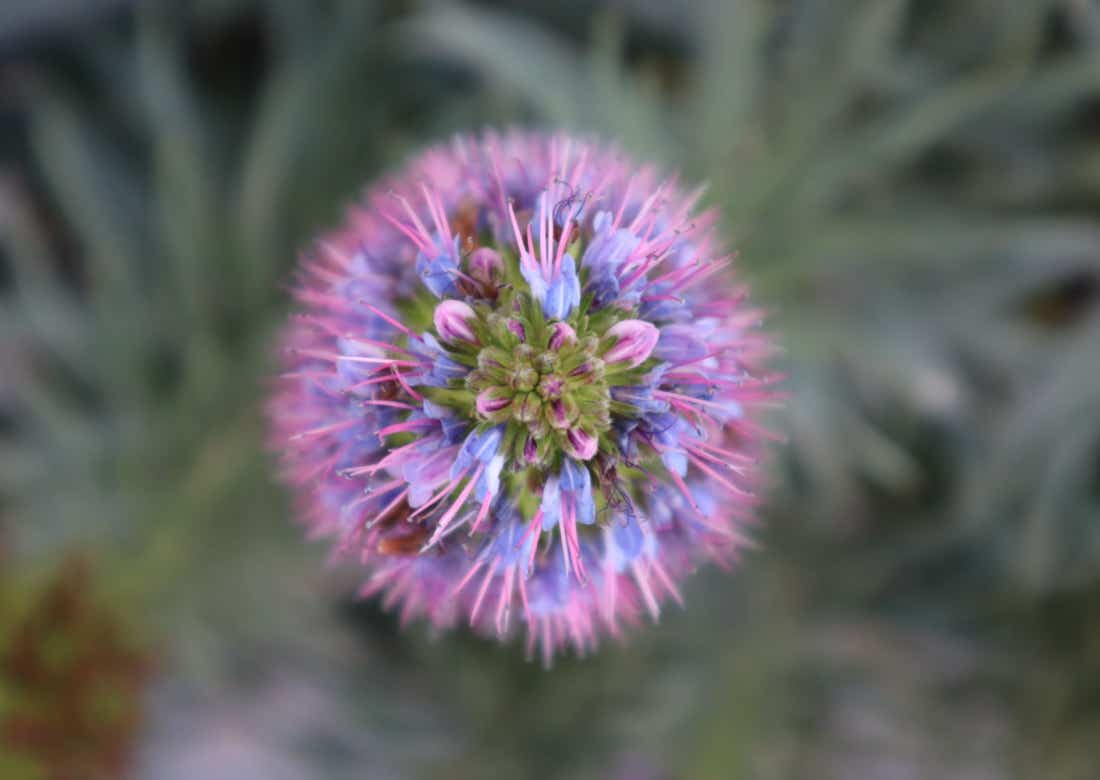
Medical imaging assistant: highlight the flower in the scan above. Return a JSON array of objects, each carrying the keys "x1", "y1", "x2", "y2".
[
  {"x1": 603, "y1": 319, "x2": 660, "y2": 369},
  {"x1": 268, "y1": 130, "x2": 780, "y2": 663},
  {"x1": 433, "y1": 299, "x2": 479, "y2": 344}
]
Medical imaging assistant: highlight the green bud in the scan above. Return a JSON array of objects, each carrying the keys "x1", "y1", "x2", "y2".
[
  {"x1": 590, "y1": 400, "x2": 612, "y2": 429},
  {"x1": 513, "y1": 344, "x2": 537, "y2": 364},
  {"x1": 465, "y1": 369, "x2": 488, "y2": 391},
  {"x1": 476, "y1": 386, "x2": 514, "y2": 423},
  {"x1": 537, "y1": 374, "x2": 565, "y2": 401},
  {"x1": 562, "y1": 394, "x2": 581, "y2": 425},
  {"x1": 513, "y1": 392, "x2": 541, "y2": 424},
  {"x1": 529, "y1": 415, "x2": 550, "y2": 438},
  {"x1": 547, "y1": 398, "x2": 571, "y2": 430},
  {"x1": 511, "y1": 366, "x2": 538, "y2": 392},
  {"x1": 478, "y1": 347, "x2": 511, "y2": 373},
  {"x1": 535, "y1": 351, "x2": 558, "y2": 374}
]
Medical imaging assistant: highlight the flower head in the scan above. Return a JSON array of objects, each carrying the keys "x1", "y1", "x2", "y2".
[{"x1": 269, "y1": 130, "x2": 780, "y2": 663}]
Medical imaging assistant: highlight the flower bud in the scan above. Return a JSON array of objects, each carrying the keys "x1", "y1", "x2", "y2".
[
  {"x1": 513, "y1": 344, "x2": 536, "y2": 363},
  {"x1": 511, "y1": 366, "x2": 538, "y2": 392},
  {"x1": 549, "y1": 399, "x2": 570, "y2": 430},
  {"x1": 506, "y1": 319, "x2": 527, "y2": 342},
  {"x1": 568, "y1": 357, "x2": 604, "y2": 382},
  {"x1": 468, "y1": 247, "x2": 503, "y2": 285},
  {"x1": 476, "y1": 387, "x2": 513, "y2": 421},
  {"x1": 477, "y1": 347, "x2": 509, "y2": 372},
  {"x1": 464, "y1": 369, "x2": 488, "y2": 391},
  {"x1": 548, "y1": 322, "x2": 577, "y2": 351},
  {"x1": 548, "y1": 395, "x2": 580, "y2": 430},
  {"x1": 603, "y1": 319, "x2": 659, "y2": 369},
  {"x1": 563, "y1": 427, "x2": 598, "y2": 461},
  {"x1": 590, "y1": 400, "x2": 611, "y2": 429},
  {"x1": 535, "y1": 351, "x2": 558, "y2": 374},
  {"x1": 527, "y1": 414, "x2": 550, "y2": 439},
  {"x1": 537, "y1": 374, "x2": 564, "y2": 401},
  {"x1": 434, "y1": 299, "x2": 478, "y2": 344},
  {"x1": 513, "y1": 393, "x2": 541, "y2": 424}
]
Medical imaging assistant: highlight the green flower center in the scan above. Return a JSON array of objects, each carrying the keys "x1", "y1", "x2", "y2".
[
  {"x1": 410, "y1": 222, "x2": 654, "y2": 471},
  {"x1": 466, "y1": 321, "x2": 612, "y2": 454}
]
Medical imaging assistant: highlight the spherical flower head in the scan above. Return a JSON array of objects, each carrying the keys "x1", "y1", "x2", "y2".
[{"x1": 268, "y1": 130, "x2": 781, "y2": 664}]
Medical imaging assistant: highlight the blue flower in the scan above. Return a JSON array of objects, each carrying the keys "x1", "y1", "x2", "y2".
[
  {"x1": 416, "y1": 234, "x2": 462, "y2": 298},
  {"x1": 452, "y1": 425, "x2": 506, "y2": 479},
  {"x1": 581, "y1": 211, "x2": 639, "y2": 308},
  {"x1": 542, "y1": 254, "x2": 580, "y2": 320},
  {"x1": 541, "y1": 458, "x2": 596, "y2": 531},
  {"x1": 605, "y1": 514, "x2": 646, "y2": 572}
]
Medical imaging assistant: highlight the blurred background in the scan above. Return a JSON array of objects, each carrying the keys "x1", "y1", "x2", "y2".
[{"x1": 1, "y1": 0, "x2": 1100, "y2": 777}]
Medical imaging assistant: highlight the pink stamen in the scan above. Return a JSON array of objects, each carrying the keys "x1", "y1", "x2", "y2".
[
  {"x1": 427, "y1": 462, "x2": 486, "y2": 545},
  {"x1": 518, "y1": 510, "x2": 543, "y2": 575},
  {"x1": 362, "y1": 303, "x2": 421, "y2": 340},
  {"x1": 495, "y1": 565, "x2": 515, "y2": 636},
  {"x1": 337, "y1": 337, "x2": 417, "y2": 357},
  {"x1": 650, "y1": 557, "x2": 683, "y2": 606},
  {"x1": 291, "y1": 349, "x2": 418, "y2": 368},
  {"x1": 683, "y1": 442, "x2": 748, "y2": 473},
  {"x1": 279, "y1": 371, "x2": 337, "y2": 381},
  {"x1": 618, "y1": 251, "x2": 667, "y2": 291},
  {"x1": 669, "y1": 257, "x2": 730, "y2": 293},
  {"x1": 375, "y1": 417, "x2": 436, "y2": 439},
  {"x1": 517, "y1": 571, "x2": 531, "y2": 626},
  {"x1": 654, "y1": 390, "x2": 731, "y2": 414},
  {"x1": 379, "y1": 209, "x2": 431, "y2": 253},
  {"x1": 469, "y1": 493, "x2": 495, "y2": 535},
  {"x1": 452, "y1": 559, "x2": 485, "y2": 598},
  {"x1": 666, "y1": 467, "x2": 703, "y2": 516},
  {"x1": 360, "y1": 399, "x2": 417, "y2": 411},
  {"x1": 554, "y1": 218, "x2": 573, "y2": 275},
  {"x1": 628, "y1": 183, "x2": 664, "y2": 232},
  {"x1": 526, "y1": 223, "x2": 539, "y2": 275},
  {"x1": 602, "y1": 561, "x2": 620, "y2": 633},
  {"x1": 407, "y1": 470, "x2": 467, "y2": 522},
  {"x1": 288, "y1": 419, "x2": 357, "y2": 441},
  {"x1": 343, "y1": 371, "x2": 416, "y2": 392},
  {"x1": 389, "y1": 366, "x2": 424, "y2": 402},
  {"x1": 640, "y1": 294, "x2": 683, "y2": 304},
  {"x1": 366, "y1": 487, "x2": 410, "y2": 530},
  {"x1": 316, "y1": 241, "x2": 353, "y2": 271},
  {"x1": 685, "y1": 451, "x2": 752, "y2": 498},
  {"x1": 395, "y1": 193, "x2": 433, "y2": 245},
  {"x1": 612, "y1": 173, "x2": 637, "y2": 230},
  {"x1": 420, "y1": 183, "x2": 452, "y2": 246},
  {"x1": 541, "y1": 185, "x2": 551, "y2": 276},
  {"x1": 693, "y1": 439, "x2": 757, "y2": 463},
  {"x1": 358, "y1": 439, "x2": 428, "y2": 476},
  {"x1": 631, "y1": 560, "x2": 660, "y2": 620},
  {"x1": 506, "y1": 201, "x2": 526, "y2": 261},
  {"x1": 469, "y1": 558, "x2": 500, "y2": 626}
]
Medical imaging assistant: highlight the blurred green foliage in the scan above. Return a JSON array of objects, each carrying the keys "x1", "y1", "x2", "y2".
[{"x1": 2, "y1": 0, "x2": 1100, "y2": 777}]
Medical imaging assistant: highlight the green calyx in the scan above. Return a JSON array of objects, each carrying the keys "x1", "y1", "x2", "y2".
[
  {"x1": 415, "y1": 235, "x2": 655, "y2": 472},
  {"x1": 469, "y1": 333, "x2": 610, "y2": 428}
]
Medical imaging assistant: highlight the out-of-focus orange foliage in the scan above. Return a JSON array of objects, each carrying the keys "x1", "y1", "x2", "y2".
[{"x1": 0, "y1": 556, "x2": 152, "y2": 780}]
